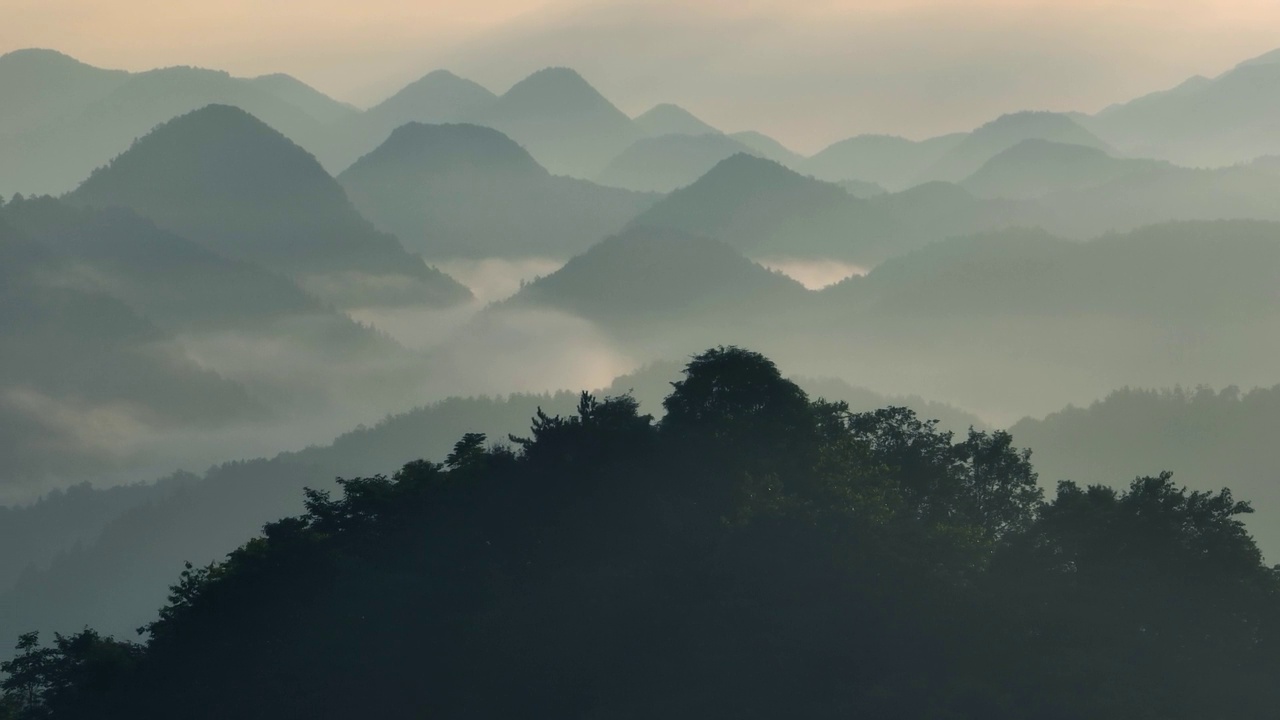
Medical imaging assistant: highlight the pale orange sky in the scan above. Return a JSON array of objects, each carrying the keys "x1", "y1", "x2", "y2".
[{"x1": 4, "y1": 0, "x2": 1278, "y2": 152}]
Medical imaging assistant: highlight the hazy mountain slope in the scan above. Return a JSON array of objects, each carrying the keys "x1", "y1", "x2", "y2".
[
  {"x1": 330, "y1": 70, "x2": 497, "y2": 171},
  {"x1": 467, "y1": 67, "x2": 642, "y2": 178},
  {"x1": 339, "y1": 122, "x2": 654, "y2": 258},
  {"x1": 634, "y1": 103, "x2": 720, "y2": 136},
  {"x1": 0, "y1": 49, "x2": 129, "y2": 138},
  {"x1": 916, "y1": 112, "x2": 1111, "y2": 184},
  {"x1": 69, "y1": 105, "x2": 470, "y2": 307},
  {"x1": 0, "y1": 390, "x2": 584, "y2": 653},
  {"x1": 1033, "y1": 164, "x2": 1280, "y2": 239},
  {"x1": 0, "y1": 219, "x2": 263, "y2": 491},
  {"x1": 246, "y1": 73, "x2": 359, "y2": 125},
  {"x1": 729, "y1": 130, "x2": 805, "y2": 166},
  {"x1": 1090, "y1": 49, "x2": 1280, "y2": 166},
  {"x1": 1010, "y1": 384, "x2": 1280, "y2": 556},
  {"x1": 631, "y1": 153, "x2": 907, "y2": 262},
  {"x1": 798, "y1": 221, "x2": 1280, "y2": 421},
  {"x1": 803, "y1": 133, "x2": 965, "y2": 190},
  {"x1": 1, "y1": 196, "x2": 326, "y2": 331},
  {"x1": 500, "y1": 225, "x2": 809, "y2": 329},
  {"x1": 0, "y1": 55, "x2": 347, "y2": 195},
  {"x1": 960, "y1": 139, "x2": 1170, "y2": 199},
  {"x1": 596, "y1": 133, "x2": 755, "y2": 192}
]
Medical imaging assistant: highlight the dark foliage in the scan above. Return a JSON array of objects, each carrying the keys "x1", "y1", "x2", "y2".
[{"x1": 5, "y1": 347, "x2": 1277, "y2": 719}]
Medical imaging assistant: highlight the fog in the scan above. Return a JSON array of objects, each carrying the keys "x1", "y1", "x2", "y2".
[{"x1": 5, "y1": 12, "x2": 1280, "y2": 716}]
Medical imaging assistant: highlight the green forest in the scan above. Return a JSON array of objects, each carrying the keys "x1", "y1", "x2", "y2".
[{"x1": 4, "y1": 349, "x2": 1276, "y2": 719}]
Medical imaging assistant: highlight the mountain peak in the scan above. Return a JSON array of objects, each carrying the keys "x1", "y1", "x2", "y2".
[
  {"x1": 347, "y1": 122, "x2": 545, "y2": 178},
  {"x1": 635, "y1": 103, "x2": 719, "y2": 137},
  {"x1": 500, "y1": 67, "x2": 609, "y2": 106},
  {"x1": 0, "y1": 48, "x2": 89, "y2": 68}
]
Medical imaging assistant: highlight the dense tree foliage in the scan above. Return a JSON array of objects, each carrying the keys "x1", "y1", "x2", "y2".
[{"x1": 4, "y1": 347, "x2": 1278, "y2": 719}]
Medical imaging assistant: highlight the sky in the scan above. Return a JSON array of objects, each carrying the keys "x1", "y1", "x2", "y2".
[{"x1": 4, "y1": 0, "x2": 1279, "y2": 153}]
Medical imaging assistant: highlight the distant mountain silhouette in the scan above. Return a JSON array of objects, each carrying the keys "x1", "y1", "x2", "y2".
[
  {"x1": 1089, "y1": 48, "x2": 1280, "y2": 166},
  {"x1": 502, "y1": 224, "x2": 809, "y2": 327},
  {"x1": 596, "y1": 133, "x2": 756, "y2": 192},
  {"x1": 824, "y1": 220, "x2": 1280, "y2": 322},
  {"x1": 803, "y1": 133, "x2": 965, "y2": 190},
  {"x1": 729, "y1": 131, "x2": 804, "y2": 167},
  {"x1": 634, "y1": 103, "x2": 720, "y2": 137},
  {"x1": 0, "y1": 49, "x2": 128, "y2": 139},
  {"x1": 331, "y1": 70, "x2": 497, "y2": 171},
  {"x1": 339, "y1": 122, "x2": 654, "y2": 258},
  {"x1": 1031, "y1": 163, "x2": 1280, "y2": 239},
  {"x1": 915, "y1": 112, "x2": 1111, "y2": 184},
  {"x1": 246, "y1": 73, "x2": 359, "y2": 125},
  {"x1": 960, "y1": 139, "x2": 1167, "y2": 199},
  {"x1": 69, "y1": 105, "x2": 470, "y2": 307},
  {"x1": 0, "y1": 52, "x2": 350, "y2": 196},
  {"x1": 467, "y1": 67, "x2": 642, "y2": 178},
  {"x1": 631, "y1": 153, "x2": 905, "y2": 262},
  {"x1": 1010, "y1": 383, "x2": 1280, "y2": 557},
  {"x1": 0, "y1": 216, "x2": 263, "y2": 486}
]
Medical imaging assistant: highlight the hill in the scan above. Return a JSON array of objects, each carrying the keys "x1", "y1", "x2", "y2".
[
  {"x1": 69, "y1": 105, "x2": 470, "y2": 308},
  {"x1": 728, "y1": 130, "x2": 805, "y2": 166},
  {"x1": 801, "y1": 221, "x2": 1280, "y2": 420},
  {"x1": 339, "y1": 122, "x2": 654, "y2": 259},
  {"x1": 1030, "y1": 162, "x2": 1280, "y2": 239},
  {"x1": 330, "y1": 70, "x2": 497, "y2": 170},
  {"x1": 634, "y1": 103, "x2": 719, "y2": 137},
  {"x1": 0, "y1": 53, "x2": 348, "y2": 195},
  {"x1": 960, "y1": 139, "x2": 1169, "y2": 199},
  {"x1": 501, "y1": 225, "x2": 809, "y2": 328},
  {"x1": 631, "y1": 153, "x2": 909, "y2": 262},
  {"x1": 1089, "y1": 48, "x2": 1280, "y2": 166},
  {"x1": 0, "y1": 216, "x2": 263, "y2": 492},
  {"x1": 4, "y1": 348, "x2": 1276, "y2": 719},
  {"x1": 0, "y1": 49, "x2": 129, "y2": 138},
  {"x1": 1010, "y1": 384, "x2": 1280, "y2": 557},
  {"x1": 245, "y1": 73, "x2": 359, "y2": 125},
  {"x1": 596, "y1": 133, "x2": 755, "y2": 192},
  {"x1": 915, "y1": 112, "x2": 1111, "y2": 184},
  {"x1": 467, "y1": 67, "x2": 642, "y2": 178},
  {"x1": 803, "y1": 133, "x2": 965, "y2": 190}
]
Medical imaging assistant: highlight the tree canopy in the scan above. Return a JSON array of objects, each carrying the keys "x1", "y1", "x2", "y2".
[{"x1": 4, "y1": 347, "x2": 1277, "y2": 719}]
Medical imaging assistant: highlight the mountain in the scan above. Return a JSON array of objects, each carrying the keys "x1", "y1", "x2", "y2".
[
  {"x1": 0, "y1": 216, "x2": 263, "y2": 490},
  {"x1": 0, "y1": 53, "x2": 351, "y2": 195},
  {"x1": 630, "y1": 153, "x2": 904, "y2": 262},
  {"x1": 467, "y1": 67, "x2": 642, "y2": 178},
  {"x1": 500, "y1": 225, "x2": 809, "y2": 329},
  {"x1": 960, "y1": 139, "x2": 1169, "y2": 199},
  {"x1": 803, "y1": 221, "x2": 1280, "y2": 420},
  {"x1": 69, "y1": 105, "x2": 470, "y2": 307},
  {"x1": 803, "y1": 133, "x2": 965, "y2": 190},
  {"x1": 596, "y1": 133, "x2": 755, "y2": 192},
  {"x1": 8, "y1": 348, "x2": 1277, "y2": 719},
  {"x1": 339, "y1": 122, "x2": 654, "y2": 259},
  {"x1": 1031, "y1": 163, "x2": 1280, "y2": 239},
  {"x1": 730, "y1": 131, "x2": 805, "y2": 167},
  {"x1": 915, "y1": 112, "x2": 1111, "y2": 184},
  {"x1": 1089, "y1": 48, "x2": 1280, "y2": 166},
  {"x1": 634, "y1": 103, "x2": 720, "y2": 137},
  {"x1": 0, "y1": 49, "x2": 128, "y2": 138},
  {"x1": 330, "y1": 70, "x2": 497, "y2": 171},
  {"x1": 1010, "y1": 384, "x2": 1280, "y2": 557},
  {"x1": 826, "y1": 220, "x2": 1280, "y2": 320},
  {"x1": 246, "y1": 73, "x2": 359, "y2": 125},
  {"x1": 1, "y1": 196, "x2": 327, "y2": 331}
]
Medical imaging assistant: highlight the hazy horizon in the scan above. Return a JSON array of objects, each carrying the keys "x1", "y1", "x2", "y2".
[{"x1": 6, "y1": 0, "x2": 1280, "y2": 153}]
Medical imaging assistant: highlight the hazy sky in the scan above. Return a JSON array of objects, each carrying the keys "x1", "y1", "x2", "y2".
[{"x1": 5, "y1": 0, "x2": 1279, "y2": 152}]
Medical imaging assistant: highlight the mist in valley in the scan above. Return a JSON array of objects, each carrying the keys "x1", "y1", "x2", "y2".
[{"x1": 5, "y1": 6, "x2": 1280, "y2": 718}]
